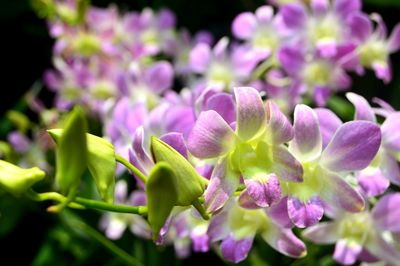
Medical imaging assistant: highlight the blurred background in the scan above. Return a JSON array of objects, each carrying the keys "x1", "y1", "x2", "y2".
[{"x1": 0, "y1": 0, "x2": 400, "y2": 265}]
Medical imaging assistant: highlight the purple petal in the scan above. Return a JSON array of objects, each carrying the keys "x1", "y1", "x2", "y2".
[
  {"x1": 160, "y1": 132, "x2": 188, "y2": 159},
  {"x1": 278, "y1": 47, "x2": 305, "y2": 76},
  {"x1": 287, "y1": 196, "x2": 324, "y2": 228},
  {"x1": 372, "y1": 61, "x2": 392, "y2": 84},
  {"x1": 333, "y1": 239, "x2": 362, "y2": 265},
  {"x1": 266, "y1": 197, "x2": 293, "y2": 228},
  {"x1": 333, "y1": 0, "x2": 361, "y2": 19},
  {"x1": 289, "y1": 105, "x2": 322, "y2": 162},
  {"x1": 232, "y1": 12, "x2": 257, "y2": 40},
  {"x1": 372, "y1": 192, "x2": 400, "y2": 232},
  {"x1": 243, "y1": 174, "x2": 281, "y2": 208},
  {"x1": 234, "y1": 87, "x2": 266, "y2": 141},
  {"x1": 366, "y1": 234, "x2": 400, "y2": 266},
  {"x1": 205, "y1": 93, "x2": 236, "y2": 124},
  {"x1": 256, "y1": 142, "x2": 303, "y2": 182},
  {"x1": 204, "y1": 159, "x2": 240, "y2": 213},
  {"x1": 255, "y1": 6, "x2": 273, "y2": 23},
  {"x1": 320, "y1": 121, "x2": 381, "y2": 172},
  {"x1": 381, "y1": 152, "x2": 400, "y2": 186},
  {"x1": 388, "y1": 23, "x2": 400, "y2": 52},
  {"x1": 346, "y1": 92, "x2": 376, "y2": 122},
  {"x1": 164, "y1": 106, "x2": 195, "y2": 138},
  {"x1": 262, "y1": 227, "x2": 307, "y2": 258},
  {"x1": 265, "y1": 101, "x2": 294, "y2": 145},
  {"x1": 238, "y1": 190, "x2": 260, "y2": 209},
  {"x1": 311, "y1": 0, "x2": 329, "y2": 15},
  {"x1": 189, "y1": 43, "x2": 211, "y2": 73},
  {"x1": 320, "y1": 169, "x2": 365, "y2": 212},
  {"x1": 191, "y1": 231, "x2": 209, "y2": 252},
  {"x1": 7, "y1": 131, "x2": 30, "y2": 153},
  {"x1": 348, "y1": 13, "x2": 372, "y2": 42},
  {"x1": 280, "y1": 3, "x2": 307, "y2": 29},
  {"x1": 317, "y1": 39, "x2": 338, "y2": 58},
  {"x1": 357, "y1": 168, "x2": 390, "y2": 197},
  {"x1": 131, "y1": 127, "x2": 153, "y2": 171},
  {"x1": 207, "y1": 206, "x2": 230, "y2": 242},
  {"x1": 188, "y1": 110, "x2": 235, "y2": 159},
  {"x1": 302, "y1": 222, "x2": 339, "y2": 244},
  {"x1": 221, "y1": 235, "x2": 253, "y2": 263},
  {"x1": 157, "y1": 9, "x2": 176, "y2": 29},
  {"x1": 381, "y1": 112, "x2": 400, "y2": 154},
  {"x1": 144, "y1": 61, "x2": 174, "y2": 94},
  {"x1": 314, "y1": 108, "x2": 342, "y2": 147}
]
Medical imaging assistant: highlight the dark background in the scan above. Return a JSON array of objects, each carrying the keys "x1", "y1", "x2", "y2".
[{"x1": 0, "y1": 0, "x2": 400, "y2": 265}]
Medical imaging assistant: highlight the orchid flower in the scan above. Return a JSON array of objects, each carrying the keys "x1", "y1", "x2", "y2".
[
  {"x1": 284, "y1": 104, "x2": 381, "y2": 227},
  {"x1": 207, "y1": 197, "x2": 306, "y2": 263},
  {"x1": 188, "y1": 86, "x2": 302, "y2": 213},
  {"x1": 303, "y1": 193, "x2": 400, "y2": 265}
]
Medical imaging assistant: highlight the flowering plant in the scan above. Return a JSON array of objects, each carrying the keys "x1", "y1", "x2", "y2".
[{"x1": 2, "y1": 0, "x2": 400, "y2": 265}]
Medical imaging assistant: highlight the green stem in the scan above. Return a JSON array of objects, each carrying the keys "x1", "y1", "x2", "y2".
[
  {"x1": 251, "y1": 58, "x2": 275, "y2": 80},
  {"x1": 115, "y1": 153, "x2": 147, "y2": 184},
  {"x1": 192, "y1": 198, "x2": 209, "y2": 220},
  {"x1": 70, "y1": 219, "x2": 144, "y2": 266},
  {"x1": 27, "y1": 190, "x2": 147, "y2": 215}
]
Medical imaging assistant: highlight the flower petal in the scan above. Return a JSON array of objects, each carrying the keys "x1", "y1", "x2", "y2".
[
  {"x1": 264, "y1": 100, "x2": 294, "y2": 145},
  {"x1": 234, "y1": 87, "x2": 266, "y2": 141},
  {"x1": 243, "y1": 173, "x2": 282, "y2": 208},
  {"x1": 262, "y1": 226, "x2": 307, "y2": 258},
  {"x1": 372, "y1": 192, "x2": 400, "y2": 232},
  {"x1": 372, "y1": 61, "x2": 392, "y2": 84},
  {"x1": 302, "y1": 222, "x2": 339, "y2": 244},
  {"x1": 388, "y1": 23, "x2": 400, "y2": 52},
  {"x1": 278, "y1": 47, "x2": 305, "y2": 76},
  {"x1": 357, "y1": 168, "x2": 389, "y2": 197},
  {"x1": 333, "y1": 239, "x2": 362, "y2": 265},
  {"x1": 381, "y1": 112, "x2": 400, "y2": 154},
  {"x1": 333, "y1": 0, "x2": 361, "y2": 19},
  {"x1": 255, "y1": 6, "x2": 273, "y2": 23},
  {"x1": 257, "y1": 142, "x2": 303, "y2": 182},
  {"x1": 266, "y1": 197, "x2": 293, "y2": 228},
  {"x1": 144, "y1": 61, "x2": 174, "y2": 94},
  {"x1": 320, "y1": 169, "x2": 365, "y2": 212},
  {"x1": 232, "y1": 12, "x2": 257, "y2": 40},
  {"x1": 289, "y1": 105, "x2": 322, "y2": 162},
  {"x1": 348, "y1": 13, "x2": 372, "y2": 42},
  {"x1": 346, "y1": 92, "x2": 376, "y2": 122},
  {"x1": 314, "y1": 108, "x2": 342, "y2": 148},
  {"x1": 311, "y1": 0, "x2": 329, "y2": 15},
  {"x1": 366, "y1": 234, "x2": 400, "y2": 266},
  {"x1": 221, "y1": 234, "x2": 253, "y2": 263},
  {"x1": 189, "y1": 43, "x2": 211, "y2": 73},
  {"x1": 320, "y1": 121, "x2": 381, "y2": 172},
  {"x1": 160, "y1": 132, "x2": 188, "y2": 159},
  {"x1": 280, "y1": 3, "x2": 307, "y2": 29},
  {"x1": 204, "y1": 159, "x2": 240, "y2": 213},
  {"x1": 287, "y1": 196, "x2": 324, "y2": 228},
  {"x1": 205, "y1": 92, "x2": 236, "y2": 124},
  {"x1": 381, "y1": 152, "x2": 400, "y2": 185},
  {"x1": 164, "y1": 106, "x2": 196, "y2": 138},
  {"x1": 188, "y1": 110, "x2": 236, "y2": 159}
]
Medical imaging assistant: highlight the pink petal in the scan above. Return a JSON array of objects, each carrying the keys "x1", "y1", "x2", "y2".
[
  {"x1": 346, "y1": 92, "x2": 376, "y2": 122},
  {"x1": 232, "y1": 12, "x2": 257, "y2": 40}
]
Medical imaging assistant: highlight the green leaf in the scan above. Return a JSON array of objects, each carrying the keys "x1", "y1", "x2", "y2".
[
  {"x1": 53, "y1": 107, "x2": 88, "y2": 195},
  {"x1": 48, "y1": 129, "x2": 116, "y2": 203},
  {"x1": 150, "y1": 137, "x2": 206, "y2": 206},
  {"x1": 146, "y1": 162, "x2": 177, "y2": 241},
  {"x1": 6, "y1": 110, "x2": 31, "y2": 133},
  {"x1": 0, "y1": 160, "x2": 45, "y2": 196}
]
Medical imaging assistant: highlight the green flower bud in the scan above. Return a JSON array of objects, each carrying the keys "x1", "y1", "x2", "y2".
[
  {"x1": 146, "y1": 162, "x2": 177, "y2": 241},
  {"x1": 52, "y1": 107, "x2": 88, "y2": 195},
  {"x1": 48, "y1": 129, "x2": 116, "y2": 203},
  {"x1": 150, "y1": 137, "x2": 206, "y2": 206},
  {"x1": 0, "y1": 160, "x2": 45, "y2": 196}
]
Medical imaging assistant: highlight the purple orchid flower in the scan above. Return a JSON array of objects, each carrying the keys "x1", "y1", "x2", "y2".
[
  {"x1": 285, "y1": 104, "x2": 381, "y2": 228},
  {"x1": 349, "y1": 13, "x2": 400, "y2": 83},
  {"x1": 207, "y1": 198, "x2": 306, "y2": 263},
  {"x1": 303, "y1": 193, "x2": 400, "y2": 265},
  {"x1": 188, "y1": 87, "x2": 302, "y2": 213}
]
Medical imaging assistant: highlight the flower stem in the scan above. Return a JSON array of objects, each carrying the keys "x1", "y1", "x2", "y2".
[
  {"x1": 67, "y1": 217, "x2": 144, "y2": 266},
  {"x1": 115, "y1": 153, "x2": 147, "y2": 184},
  {"x1": 192, "y1": 198, "x2": 209, "y2": 220},
  {"x1": 26, "y1": 190, "x2": 147, "y2": 215}
]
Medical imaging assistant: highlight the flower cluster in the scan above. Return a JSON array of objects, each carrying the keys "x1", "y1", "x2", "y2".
[{"x1": 3, "y1": 0, "x2": 400, "y2": 265}]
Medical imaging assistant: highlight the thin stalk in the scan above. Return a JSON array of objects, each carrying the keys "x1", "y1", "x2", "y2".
[
  {"x1": 115, "y1": 153, "x2": 147, "y2": 184},
  {"x1": 70, "y1": 219, "x2": 144, "y2": 266}
]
